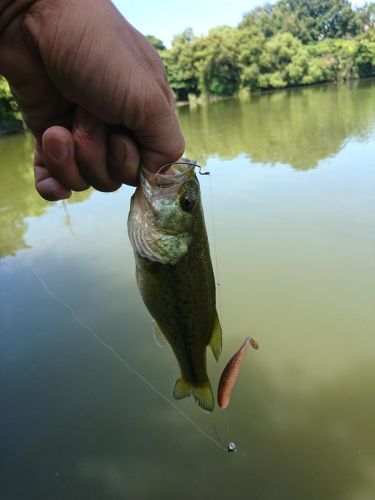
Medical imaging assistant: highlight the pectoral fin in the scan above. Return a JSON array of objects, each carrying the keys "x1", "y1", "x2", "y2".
[
  {"x1": 152, "y1": 321, "x2": 167, "y2": 348},
  {"x1": 209, "y1": 312, "x2": 222, "y2": 362}
]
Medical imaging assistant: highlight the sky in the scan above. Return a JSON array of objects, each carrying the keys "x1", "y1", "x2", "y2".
[{"x1": 114, "y1": 0, "x2": 369, "y2": 47}]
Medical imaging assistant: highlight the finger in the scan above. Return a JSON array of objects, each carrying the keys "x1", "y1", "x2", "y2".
[
  {"x1": 135, "y1": 108, "x2": 185, "y2": 173},
  {"x1": 73, "y1": 108, "x2": 122, "y2": 192},
  {"x1": 42, "y1": 127, "x2": 90, "y2": 191},
  {"x1": 107, "y1": 133, "x2": 140, "y2": 187},
  {"x1": 34, "y1": 141, "x2": 72, "y2": 201}
]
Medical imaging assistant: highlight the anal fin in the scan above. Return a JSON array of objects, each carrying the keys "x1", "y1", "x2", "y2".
[{"x1": 209, "y1": 312, "x2": 222, "y2": 361}]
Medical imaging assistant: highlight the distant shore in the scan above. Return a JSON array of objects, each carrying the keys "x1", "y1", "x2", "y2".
[
  {"x1": 176, "y1": 75, "x2": 375, "y2": 107},
  {"x1": 1, "y1": 76, "x2": 374, "y2": 136}
]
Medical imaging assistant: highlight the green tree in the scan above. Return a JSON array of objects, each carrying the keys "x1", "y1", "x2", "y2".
[
  {"x1": 354, "y1": 36, "x2": 375, "y2": 77},
  {"x1": 239, "y1": 4, "x2": 280, "y2": 37},
  {"x1": 145, "y1": 35, "x2": 166, "y2": 51},
  {"x1": 237, "y1": 27, "x2": 266, "y2": 90},
  {"x1": 193, "y1": 26, "x2": 241, "y2": 97},
  {"x1": 0, "y1": 75, "x2": 22, "y2": 130},
  {"x1": 162, "y1": 28, "x2": 199, "y2": 101},
  {"x1": 281, "y1": 0, "x2": 359, "y2": 41},
  {"x1": 356, "y1": 3, "x2": 375, "y2": 34},
  {"x1": 257, "y1": 33, "x2": 306, "y2": 88},
  {"x1": 240, "y1": 0, "x2": 360, "y2": 43}
]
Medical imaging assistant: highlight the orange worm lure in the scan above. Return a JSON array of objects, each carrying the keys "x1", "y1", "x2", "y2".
[{"x1": 217, "y1": 336, "x2": 259, "y2": 409}]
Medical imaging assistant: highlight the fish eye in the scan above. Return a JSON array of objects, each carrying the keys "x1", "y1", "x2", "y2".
[{"x1": 180, "y1": 194, "x2": 196, "y2": 212}]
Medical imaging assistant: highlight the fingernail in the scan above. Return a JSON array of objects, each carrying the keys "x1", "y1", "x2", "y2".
[
  {"x1": 47, "y1": 136, "x2": 69, "y2": 162},
  {"x1": 78, "y1": 108, "x2": 97, "y2": 133}
]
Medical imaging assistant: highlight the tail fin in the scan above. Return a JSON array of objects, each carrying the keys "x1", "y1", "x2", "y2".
[
  {"x1": 192, "y1": 382, "x2": 214, "y2": 413},
  {"x1": 173, "y1": 378, "x2": 214, "y2": 413},
  {"x1": 173, "y1": 378, "x2": 192, "y2": 400}
]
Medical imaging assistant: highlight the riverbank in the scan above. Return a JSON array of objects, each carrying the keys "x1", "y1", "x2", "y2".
[{"x1": 175, "y1": 75, "x2": 375, "y2": 108}]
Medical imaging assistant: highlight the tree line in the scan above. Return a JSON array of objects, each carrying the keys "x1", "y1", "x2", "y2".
[
  {"x1": 151, "y1": 0, "x2": 375, "y2": 101},
  {"x1": 1, "y1": 0, "x2": 375, "y2": 128},
  {"x1": 0, "y1": 76, "x2": 22, "y2": 133}
]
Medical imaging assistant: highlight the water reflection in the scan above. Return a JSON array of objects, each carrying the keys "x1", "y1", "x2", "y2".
[
  {"x1": 0, "y1": 134, "x2": 44, "y2": 257},
  {"x1": 0, "y1": 80, "x2": 374, "y2": 500},
  {"x1": 1, "y1": 80, "x2": 374, "y2": 259},
  {"x1": 178, "y1": 79, "x2": 375, "y2": 170},
  {"x1": 228, "y1": 361, "x2": 375, "y2": 500},
  {"x1": 2, "y1": 347, "x2": 373, "y2": 499},
  {"x1": 0, "y1": 134, "x2": 91, "y2": 258}
]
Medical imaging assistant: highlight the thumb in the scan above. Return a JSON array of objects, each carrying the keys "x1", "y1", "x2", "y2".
[{"x1": 135, "y1": 107, "x2": 185, "y2": 172}]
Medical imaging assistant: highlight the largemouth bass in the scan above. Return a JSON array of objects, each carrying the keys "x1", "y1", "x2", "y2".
[{"x1": 128, "y1": 159, "x2": 222, "y2": 412}]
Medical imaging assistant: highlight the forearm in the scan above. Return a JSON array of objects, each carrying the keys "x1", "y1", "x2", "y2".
[{"x1": 0, "y1": 0, "x2": 35, "y2": 33}]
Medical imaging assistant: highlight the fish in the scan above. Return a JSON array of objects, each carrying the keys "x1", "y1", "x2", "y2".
[
  {"x1": 128, "y1": 158, "x2": 222, "y2": 412},
  {"x1": 217, "y1": 336, "x2": 258, "y2": 409}
]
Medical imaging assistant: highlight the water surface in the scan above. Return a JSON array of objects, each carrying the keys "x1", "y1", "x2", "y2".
[{"x1": 1, "y1": 80, "x2": 375, "y2": 500}]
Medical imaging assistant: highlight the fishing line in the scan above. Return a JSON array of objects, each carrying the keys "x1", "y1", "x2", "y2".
[
  {"x1": 30, "y1": 265, "x2": 226, "y2": 453},
  {"x1": 224, "y1": 411, "x2": 231, "y2": 444},
  {"x1": 207, "y1": 169, "x2": 224, "y2": 329},
  {"x1": 206, "y1": 169, "x2": 235, "y2": 450}
]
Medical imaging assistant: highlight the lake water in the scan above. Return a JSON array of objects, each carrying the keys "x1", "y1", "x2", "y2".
[{"x1": 1, "y1": 80, "x2": 375, "y2": 500}]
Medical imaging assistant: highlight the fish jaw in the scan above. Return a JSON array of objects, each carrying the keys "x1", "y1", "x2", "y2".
[{"x1": 128, "y1": 186, "x2": 192, "y2": 265}]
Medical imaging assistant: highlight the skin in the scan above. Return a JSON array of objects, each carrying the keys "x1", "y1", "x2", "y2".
[{"x1": 0, "y1": 0, "x2": 184, "y2": 201}]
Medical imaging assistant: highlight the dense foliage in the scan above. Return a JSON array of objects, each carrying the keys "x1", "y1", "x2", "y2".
[
  {"x1": 0, "y1": 75, "x2": 22, "y2": 132},
  {"x1": 154, "y1": 0, "x2": 375, "y2": 100}
]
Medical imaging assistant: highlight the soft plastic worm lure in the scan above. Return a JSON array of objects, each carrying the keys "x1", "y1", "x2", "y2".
[{"x1": 218, "y1": 336, "x2": 259, "y2": 409}]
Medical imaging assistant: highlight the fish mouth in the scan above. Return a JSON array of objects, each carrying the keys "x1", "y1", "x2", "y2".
[
  {"x1": 128, "y1": 158, "x2": 199, "y2": 264},
  {"x1": 128, "y1": 188, "x2": 191, "y2": 265},
  {"x1": 141, "y1": 158, "x2": 197, "y2": 189}
]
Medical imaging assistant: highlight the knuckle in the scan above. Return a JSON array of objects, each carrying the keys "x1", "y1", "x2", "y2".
[{"x1": 73, "y1": 128, "x2": 93, "y2": 148}]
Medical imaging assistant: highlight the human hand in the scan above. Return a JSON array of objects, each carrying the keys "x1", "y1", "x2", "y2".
[{"x1": 0, "y1": 0, "x2": 184, "y2": 200}]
